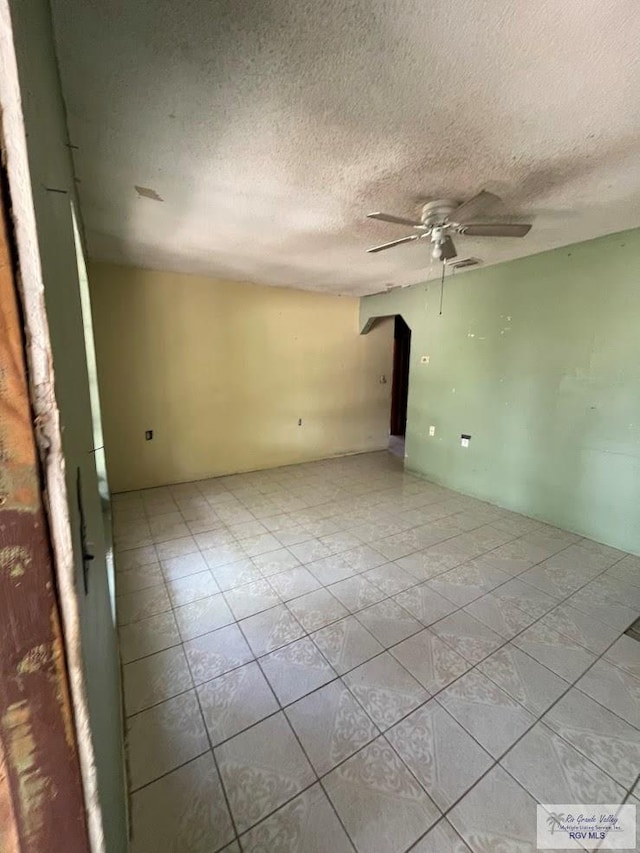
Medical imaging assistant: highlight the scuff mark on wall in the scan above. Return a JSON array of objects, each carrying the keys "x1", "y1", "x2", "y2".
[{"x1": 134, "y1": 185, "x2": 163, "y2": 202}]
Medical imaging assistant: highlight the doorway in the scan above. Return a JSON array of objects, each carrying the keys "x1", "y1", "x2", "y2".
[{"x1": 389, "y1": 315, "x2": 411, "y2": 457}]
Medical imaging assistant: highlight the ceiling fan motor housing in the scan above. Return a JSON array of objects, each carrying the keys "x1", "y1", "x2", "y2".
[{"x1": 421, "y1": 199, "x2": 460, "y2": 228}]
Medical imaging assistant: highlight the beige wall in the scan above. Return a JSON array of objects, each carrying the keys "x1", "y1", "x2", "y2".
[{"x1": 90, "y1": 262, "x2": 394, "y2": 491}]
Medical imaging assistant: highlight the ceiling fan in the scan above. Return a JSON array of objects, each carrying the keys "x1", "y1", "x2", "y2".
[{"x1": 366, "y1": 191, "x2": 532, "y2": 261}]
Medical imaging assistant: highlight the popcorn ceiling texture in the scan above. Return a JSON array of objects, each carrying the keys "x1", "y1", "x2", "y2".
[{"x1": 51, "y1": 0, "x2": 640, "y2": 295}]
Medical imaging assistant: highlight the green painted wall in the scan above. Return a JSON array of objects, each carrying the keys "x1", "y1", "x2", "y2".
[{"x1": 360, "y1": 229, "x2": 640, "y2": 555}]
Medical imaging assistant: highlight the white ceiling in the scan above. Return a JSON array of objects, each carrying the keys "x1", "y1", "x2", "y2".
[{"x1": 51, "y1": 0, "x2": 640, "y2": 295}]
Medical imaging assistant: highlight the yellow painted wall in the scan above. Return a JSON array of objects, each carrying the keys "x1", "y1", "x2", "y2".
[{"x1": 89, "y1": 262, "x2": 394, "y2": 491}]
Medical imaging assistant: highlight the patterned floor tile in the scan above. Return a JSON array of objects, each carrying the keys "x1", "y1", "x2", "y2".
[
  {"x1": 123, "y1": 645, "x2": 193, "y2": 715},
  {"x1": 478, "y1": 645, "x2": 569, "y2": 716},
  {"x1": 268, "y1": 566, "x2": 322, "y2": 600},
  {"x1": 363, "y1": 563, "x2": 417, "y2": 595},
  {"x1": 393, "y1": 584, "x2": 458, "y2": 626},
  {"x1": 126, "y1": 690, "x2": 209, "y2": 790},
  {"x1": 175, "y1": 593, "x2": 234, "y2": 641},
  {"x1": 448, "y1": 765, "x2": 540, "y2": 852},
  {"x1": 117, "y1": 584, "x2": 171, "y2": 626},
  {"x1": 356, "y1": 599, "x2": 423, "y2": 647},
  {"x1": 240, "y1": 604, "x2": 306, "y2": 657},
  {"x1": 343, "y1": 651, "x2": 429, "y2": 728},
  {"x1": 119, "y1": 610, "x2": 181, "y2": 664},
  {"x1": 395, "y1": 548, "x2": 464, "y2": 581},
  {"x1": 409, "y1": 817, "x2": 472, "y2": 852},
  {"x1": 184, "y1": 623, "x2": 254, "y2": 684},
  {"x1": 117, "y1": 562, "x2": 164, "y2": 595},
  {"x1": 167, "y1": 570, "x2": 220, "y2": 607},
  {"x1": 603, "y1": 635, "x2": 640, "y2": 681},
  {"x1": 224, "y1": 578, "x2": 280, "y2": 620},
  {"x1": 387, "y1": 701, "x2": 493, "y2": 810},
  {"x1": 566, "y1": 587, "x2": 638, "y2": 633},
  {"x1": 155, "y1": 536, "x2": 199, "y2": 561},
  {"x1": 437, "y1": 669, "x2": 536, "y2": 758},
  {"x1": 538, "y1": 603, "x2": 620, "y2": 654},
  {"x1": 260, "y1": 637, "x2": 336, "y2": 705},
  {"x1": 430, "y1": 611, "x2": 503, "y2": 664},
  {"x1": 240, "y1": 784, "x2": 354, "y2": 853},
  {"x1": 513, "y1": 622, "x2": 597, "y2": 682},
  {"x1": 324, "y1": 736, "x2": 441, "y2": 853},
  {"x1": 130, "y1": 753, "x2": 234, "y2": 853},
  {"x1": 286, "y1": 680, "x2": 377, "y2": 774},
  {"x1": 490, "y1": 576, "x2": 558, "y2": 618},
  {"x1": 161, "y1": 550, "x2": 209, "y2": 581},
  {"x1": 543, "y1": 688, "x2": 640, "y2": 789},
  {"x1": 575, "y1": 659, "x2": 640, "y2": 727},
  {"x1": 251, "y1": 547, "x2": 301, "y2": 577},
  {"x1": 390, "y1": 628, "x2": 471, "y2": 693},
  {"x1": 215, "y1": 712, "x2": 314, "y2": 833},
  {"x1": 116, "y1": 545, "x2": 158, "y2": 572},
  {"x1": 465, "y1": 591, "x2": 536, "y2": 639},
  {"x1": 287, "y1": 588, "x2": 349, "y2": 632},
  {"x1": 198, "y1": 661, "x2": 279, "y2": 745},
  {"x1": 501, "y1": 722, "x2": 626, "y2": 804},
  {"x1": 312, "y1": 615, "x2": 383, "y2": 674},
  {"x1": 329, "y1": 574, "x2": 387, "y2": 612}
]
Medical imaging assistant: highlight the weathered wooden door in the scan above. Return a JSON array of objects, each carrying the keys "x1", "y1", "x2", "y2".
[{"x1": 0, "y1": 169, "x2": 90, "y2": 850}]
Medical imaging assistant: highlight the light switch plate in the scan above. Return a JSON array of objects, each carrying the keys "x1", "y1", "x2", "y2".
[{"x1": 429, "y1": 425, "x2": 436, "y2": 437}]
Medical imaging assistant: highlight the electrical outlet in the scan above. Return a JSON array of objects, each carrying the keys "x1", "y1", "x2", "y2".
[
  {"x1": 298, "y1": 418, "x2": 303, "y2": 426},
  {"x1": 429, "y1": 425, "x2": 436, "y2": 437},
  {"x1": 145, "y1": 430, "x2": 153, "y2": 441},
  {"x1": 420, "y1": 355, "x2": 430, "y2": 364},
  {"x1": 461, "y1": 433, "x2": 471, "y2": 448}
]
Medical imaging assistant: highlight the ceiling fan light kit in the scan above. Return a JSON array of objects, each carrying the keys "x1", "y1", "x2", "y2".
[{"x1": 366, "y1": 190, "x2": 532, "y2": 263}]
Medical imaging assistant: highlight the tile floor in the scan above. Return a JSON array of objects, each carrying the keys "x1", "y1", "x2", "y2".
[{"x1": 114, "y1": 451, "x2": 640, "y2": 853}]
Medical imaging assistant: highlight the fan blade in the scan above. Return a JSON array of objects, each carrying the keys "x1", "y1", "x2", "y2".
[
  {"x1": 367, "y1": 235, "x2": 419, "y2": 253},
  {"x1": 454, "y1": 190, "x2": 502, "y2": 223},
  {"x1": 367, "y1": 212, "x2": 423, "y2": 228},
  {"x1": 440, "y1": 235, "x2": 457, "y2": 260},
  {"x1": 460, "y1": 223, "x2": 532, "y2": 237}
]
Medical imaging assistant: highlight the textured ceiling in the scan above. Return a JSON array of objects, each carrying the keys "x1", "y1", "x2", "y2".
[{"x1": 51, "y1": 0, "x2": 640, "y2": 295}]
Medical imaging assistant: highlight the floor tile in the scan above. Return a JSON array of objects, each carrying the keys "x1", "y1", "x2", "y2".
[
  {"x1": 240, "y1": 604, "x2": 305, "y2": 657},
  {"x1": 117, "y1": 584, "x2": 171, "y2": 626},
  {"x1": 390, "y1": 628, "x2": 471, "y2": 693},
  {"x1": 538, "y1": 603, "x2": 620, "y2": 654},
  {"x1": 119, "y1": 610, "x2": 181, "y2": 663},
  {"x1": 161, "y1": 550, "x2": 208, "y2": 581},
  {"x1": 286, "y1": 680, "x2": 377, "y2": 774},
  {"x1": 396, "y1": 547, "x2": 465, "y2": 581},
  {"x1": 448, "y1": 765, "x2": 540, "y2": 852},
  {"x1": 393, "y1": 584, "x2": 458, "y2": 626},
  {"x1": 209, "y1": 558, "x2": 262, "y2": 591},
  {"x1": 343, "y1": 651, "x2": 429, "y2": 728},
  {"x1": 430, "y1": 611, "x2": 503, "y2": 664},
  {"x1": 251, "y1": 547, "x2": 301, "y2": 577},
  {"x1": 312, "y1": 615, "x2": 383, "y2": 674},
  {"x1": 287, "y1": 588, "x2": 349, "y2": 632},
  {"x1": 126, "y1": 690, "x2": 209, "y2": 790},
  {"x1": 329, "y1": 574, "x2": 387, "y2": 612},
  {"x1": 324, "y1": 735, "x2": 441, "y2": 853},
  {"x1": 130, "y1": 753, "x2": 234, "y2": 853},
  {"x1": 387, "y1": 701, "x2": 493, "y2": 810},
  {"x1": 167, "y1": 570, "x2": 219, "y2": 607},
  {"x1": 489, "y1": 576, "x2": 558, "y2": 618},
  {"x1": 575, "y1": 659, "x2": 640, "y2": 727},
  {"x1": 116, "y1": 545, "x2": 158, "y2": 572},
  {"x1": 260, "y1": 637, "x2": 336, "y2": 705},
  {"x1": 501, "y1": 722, "x2": 625, "y2": 804},
  {"x1": 437, "y1": 669, "x2": 536, "y2": 758},
  {"x1": 240, "y1": 784, "x2": 353, "y2": 853},
  {"x1": 224, "y1": 578, "x2": 280, "y2": 620},
  {"x1": 198, "y1": 661, "x2": 279, "y2": 745},
  {"x1": 215, "y1": 712, "x2": 315, "y2": 833},
  {"x1": 603, "y1": 634, "x2": 640, "y2": 680},
  {"x1": 427, "y1": 564, "x2": 506, "y2": 607},
  {"x1": 175, "y1": 594, "x2": 234, "y2": 641},
  {"x1": 123, "y1": 645, "x2": 193, "y2": 716},
  {"x1": 478, "y1": 644, "x2": 569, "y2": 716},
  {"x1": 356, "y1": 599, "x2": 423, "y2": 647},
  {"x1": 306, "y1": 554, "x2": 356, "y2": 586},
  {"x1": 116, "y1": 562, "x2": 164, "y2": 595},
  {"x1": 200, "y1": 542, "x2": 248, "y2": 569},
  {"x1": 155, "y1": 536, "x2": 199, "y2": 561},
  {"x1": 342, "y1": 544, "x2": 388, "y2": 572},
  {"x1": 363, "y1": 563, "x2": 417, "y2": 595},
  {"x1": 409, "y1": 817, "x2": 472, "y2": 852},
  {"x1": 464, "y1": 592, "x2": 536, "y2": 639},
  {"x1": 288, "y1": 538, "x2": 332, "y2": 564},
  {"x1": 268, "y1": 566, "x2": 322, "y2": 600},
  {"x1": 543, "y1": 688, "x2": 640, "y2": 789},
  {"x1": 184, "y1": 623, "x2": 254, "y2": 684},
  {"x1": 513, "y1": 621, "x2": 597, "y2": 682},
  {"x1": 566, "y1": 587, "x2": 638, "y2": 632}
]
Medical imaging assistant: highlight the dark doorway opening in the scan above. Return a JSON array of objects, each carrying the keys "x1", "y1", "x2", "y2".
[{"x1": 390, "y1": 315, "x2": 411, "y2": 448}]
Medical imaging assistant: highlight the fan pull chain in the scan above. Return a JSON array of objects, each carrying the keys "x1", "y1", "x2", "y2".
[{"x1": 439, "y1": 262, "x2": 445, "y2": 315}]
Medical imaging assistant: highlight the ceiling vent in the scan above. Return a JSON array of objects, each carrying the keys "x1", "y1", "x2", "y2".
[{"x1": 446, "y1": 257, "x2": 482, "y2": 270}]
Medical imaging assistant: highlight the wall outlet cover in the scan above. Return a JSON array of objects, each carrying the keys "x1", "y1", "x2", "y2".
[{"x1": 429, "y1": 425, "x2": 436, "y2": 436}]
